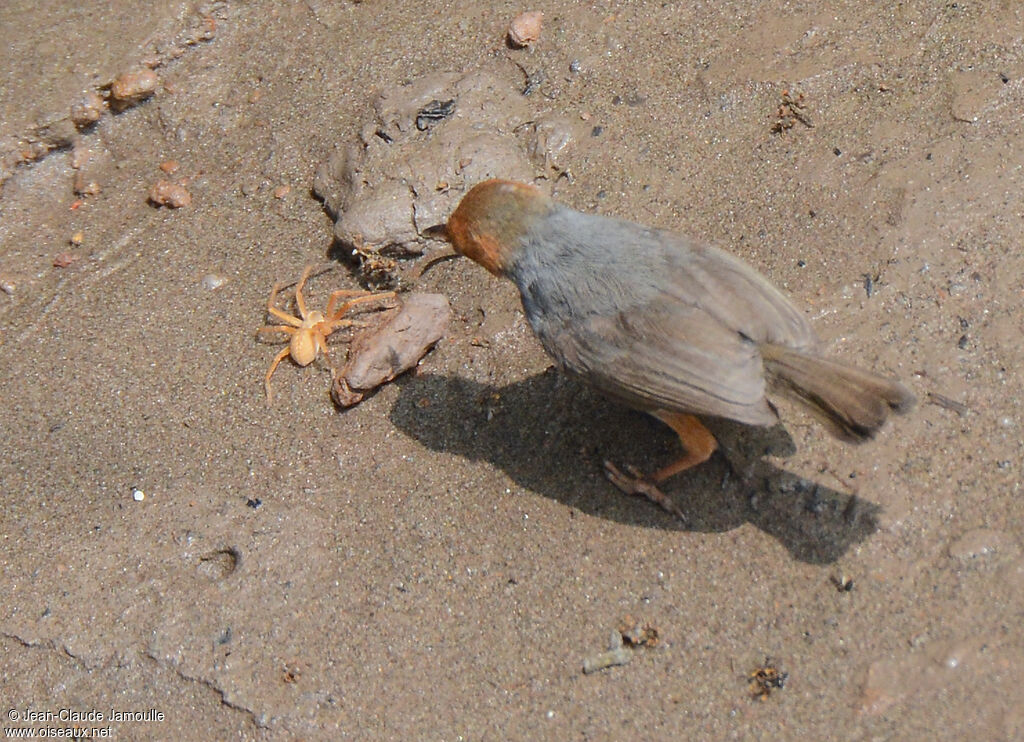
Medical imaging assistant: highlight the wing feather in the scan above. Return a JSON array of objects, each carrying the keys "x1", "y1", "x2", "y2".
[{"x1": 514, "y1": 211, "x2": 817, "y2": 425}]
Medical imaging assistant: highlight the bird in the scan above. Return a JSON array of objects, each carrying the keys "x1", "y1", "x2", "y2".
[{"x1": 433, "y1": 179, "x2": 914, "y2": 520}]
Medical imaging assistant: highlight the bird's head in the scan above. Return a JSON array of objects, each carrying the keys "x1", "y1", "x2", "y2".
[{"x1": 431, "y1": 179, "x2": 551, "y2": 276}]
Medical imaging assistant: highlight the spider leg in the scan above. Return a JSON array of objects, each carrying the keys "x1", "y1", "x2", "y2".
[
  {"x1": 267, "y1": 307, "x2": 303, "y2": 326},
  {"x1": 314, "y1": 331, "x2": 339, "y2": 374},
  {"x1": 257, "y1": 325, "x2": 298, "y2": 340},
  {"x1": 320, "y1": 318, "x2": 358, "y2": 337},
  {"x1": 264, "y1": 346, "x2": 293, "y2": 404},
  {"x1": 295, "y1": 265, "x2": 315, "y2": 320},
  {"x1": 325, "y1": 289, "x2": 371, "y2": 319},
  {"x1": 324, "y1": 291, "x2": 396, "y2": 325},
  {"x1": 265, "y1": 283, "x2": 303, "y2": 327},
  {"x1": 265, "y1": 282, "x2": 283, "y2": 308}
]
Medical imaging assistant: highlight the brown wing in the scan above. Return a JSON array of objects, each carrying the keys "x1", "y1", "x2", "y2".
[
  {"x1": 549, "y1": 295, "x2": 779, "y2": 424},
  {"x1": 538, "y1": 238, "x2": 817, "y2": 425},
  {"x1": 513, "y1": 208, "x2": 818, "y2": 424},
  {"x1": 661, "y1": 238, "x2": 817, "y2": 351}
]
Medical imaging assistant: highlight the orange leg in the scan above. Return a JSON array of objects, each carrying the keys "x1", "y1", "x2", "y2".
[
  {"x1": 649, "y1": 411, "x2": 719, "y2": 480},
  {"x1": 257, "y1": 325, "x2": 298, "y2": 340},
  {"x1": 264, "y1": 346, "x2": 293, "y2": 404},
  {"x1": 294, "y1": 265, "x2": 315, "y2": 319},
  {"x1": 265, "y1": 282, "x2": 303, "y2": 327},
  {"x1": 313, "y1": 330, "x2": 339, "y2": 376},
  {"x1": 603, "y1": 412, "x2": 718, "y2": 522},
  {"x1": 323, "y1": 291, "x2": 396, "y2": 331},
  {"x1": 265, "y1": 282, "x2": 284, "y2": 310},
  {"x1": 325, "y1": 288, "x2": 372, "y2": 319}
]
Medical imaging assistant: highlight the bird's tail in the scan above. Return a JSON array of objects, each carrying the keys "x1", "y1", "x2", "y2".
[{"x1": 762, "y1": 344, "x2": 915, "y2": 442}]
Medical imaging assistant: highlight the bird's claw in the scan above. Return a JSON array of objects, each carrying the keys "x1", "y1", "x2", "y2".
[{"x1": 603, "y1": 461, "x2": 688, "y2": 523}]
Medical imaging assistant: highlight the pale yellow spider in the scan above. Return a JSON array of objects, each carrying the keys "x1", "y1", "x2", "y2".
[{"x1": 257, "y1": 265, "x2": 395, "y2": 402}]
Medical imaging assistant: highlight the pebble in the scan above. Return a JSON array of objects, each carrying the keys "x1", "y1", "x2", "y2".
[
  {"x1": 70, "y1": 91, "x2": 105, "y2": 128},
  {"x1": 110, "y1": 68, "x2": 159, "y2": 106},
  {"x1": 508, "y1": 11, "x2": 544, "y2": 48},
  {"x1": 53, "y1": 252, "x2": 79, "y2": 268},
  {"x1": 73, "y1": 172, "x2": 101, "y2": 196},
  {"x1": 148, "y1": 180, "x2": 192, "y2": 208},
  {"x1": 201, "y1": 273, "x2": 228, "y2": 290}
]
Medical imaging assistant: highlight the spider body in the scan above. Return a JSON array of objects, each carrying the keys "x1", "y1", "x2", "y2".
[{"x1": 286, "y1": 308, "x2": 327, "y2": 367}]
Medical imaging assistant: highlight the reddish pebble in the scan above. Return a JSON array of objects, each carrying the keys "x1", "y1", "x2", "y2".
[
  {"x1": 148, "y1": 180, "x2": 192, "y2": 208},
  {"x1": 159, "y1": 160, "x2": 180, "y2": 174},
  {"x1": 53, "y1": 252, "x2": 80, "y2": 268},
  {"x1": 70, "y1": 91, "x2": 105, "y2": 128},
  {"x1": 508, "y1": 11, "x2": 544, "y2": 47},
  {"x1": 273, "y1": 184, "x2": 291, "y2": 199},
  {"x1": 110, "y1": 68, "x2": 159, "y2": 105}
]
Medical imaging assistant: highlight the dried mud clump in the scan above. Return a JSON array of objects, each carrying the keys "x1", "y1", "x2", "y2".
[
  {"x1": 313, "y1": 61, "x2": 582, "y2": 259},
  {"x1": 331, "y1": 293, "x2": 450, "y2": 408}
]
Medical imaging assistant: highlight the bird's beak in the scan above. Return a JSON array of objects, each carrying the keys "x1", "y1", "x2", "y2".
[
  {"x1": 423, "y1": 223, "x2": 450, "y2": 242},
  {"x1": 414, "y1": 224, "x2": 462, "y2": 279}
]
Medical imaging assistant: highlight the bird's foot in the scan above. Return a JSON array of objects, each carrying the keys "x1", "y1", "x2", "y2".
[{"x1": 603, "y1": 461, "x2": 688, "y2": 523}]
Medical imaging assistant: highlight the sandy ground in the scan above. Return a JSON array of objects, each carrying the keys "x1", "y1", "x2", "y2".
[{"x1": 2, "y1": 1, "x2": 1023, "y2": 739}]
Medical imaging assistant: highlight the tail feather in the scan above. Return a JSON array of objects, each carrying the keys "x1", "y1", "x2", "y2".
[{"x1": 762, "y1": 345, "x2": 915, "y2": 442}]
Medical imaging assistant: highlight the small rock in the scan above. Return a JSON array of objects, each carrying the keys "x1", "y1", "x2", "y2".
[
  {"x1": 159, "y1": 160, "x2": 181, "y2": 174},
  {"x1": 35, "y1": 111, "x2": 77, "y2": 148},
  {"x1": 70, "y1": 142, "x2": 97, "y2": 170},
  {"x1": 148, "y1": 180, "x2": 192, "y2": 208},
  {"x1": 70, "y1": 91, "x2": 105, "y2": 128},
  {"x1": 201, "y1": 273, "x2": 228, "y2": 290},
  {"x1": 53, "y1": 252, "x2": 80, "y2": 268},
  {"x1": 617, "y1": 616, "x2": 660, "y2": 648},
  {"x1": 69, "y1": 141, "x2": 111, "y2": 197},
  {"x1": 582, "y1": 630, "x2": 632, "y2": 675},
  {"x1": 508, "y1": 11, "x2": 544, "y2": 48},
  {"x1": 110, "y1": 68, "x2": 159, "y2": 107}
]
